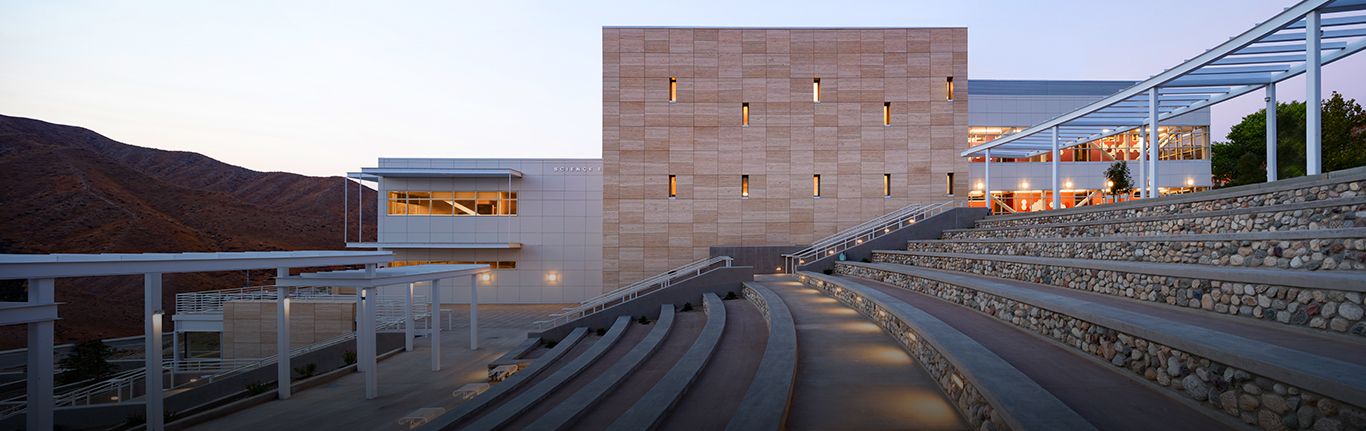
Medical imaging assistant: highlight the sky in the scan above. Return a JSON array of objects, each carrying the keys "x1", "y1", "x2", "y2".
[{"x1": 1, "y1": 0, "x2": 1363, "y2": 177}]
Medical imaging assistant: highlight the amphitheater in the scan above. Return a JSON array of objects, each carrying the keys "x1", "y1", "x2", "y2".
[{"x1": 337, "y1": 167, "x2": 1363, "y2": 431}]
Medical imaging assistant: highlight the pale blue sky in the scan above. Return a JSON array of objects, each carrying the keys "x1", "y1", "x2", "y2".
[{"x1": 2, "y1": 0, "x2": 1363, "y2": 177}]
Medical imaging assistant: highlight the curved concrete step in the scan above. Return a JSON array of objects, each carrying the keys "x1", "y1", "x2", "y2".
[
  {"x1": 656, "y1": 295, "x2": 767, "y2": 431},
  {"x1": 834, "y1": 261, "x2": 1366, "y2": 417},
  {"x1": 457, "y1": 315, "x2": 634, "y2": 431},
  {"x1": 606, "y1": 294, "x2": 726, "y2": 431},
  {"x1": 526, "y1": 305, "x2": 677, "y2": 431},
  {"x1": 424, "y1": 327, "x2": 591, "y2": 430},
  {"x1": 799, "y1": 272, "x2": 1111, "y2": 431},
  {"x1": 724, "y1": 282, "x2": 798, "y2": 431}
]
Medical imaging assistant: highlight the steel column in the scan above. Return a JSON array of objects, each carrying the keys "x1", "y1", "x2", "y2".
[
  {"x1": 276, "y1": 267, "x2": 291, "y2": 399},
  {"x1": 431, "y1": 279, "x2": 441, "y2": 371},
  {"x1": 1139, "y1": 126, "x2": 1147, "y2": 199},
  {"x1": 1307, "y1": 9, "x2": 1323, "y2": 175},
  {"x1": 1267, "y1": 84, "x2": 1279, "y2": 181},
  {"x1": 26, "y1": 278, "x2": 54, "y2": 431},
  {"x1": 145, "y1": 273, "x2": 164, "y2": 431},
  {"x1": 364, "y1": 287, "x2": 377, "y2": 399},
  {"x1": 405, "y1": 283, "x2": 414, "y2": 352},
  {"x1": 470, "y1": 275, "x2": 478, "y2": 351},
  {"x1": 1051, "y1": 126, "x2": 1060, "y2": 210},
  {"x1": 1148, "y1": 88, "x2": 1160, "y2": 198},
  {"x1": 984, "y1": 149, "x2": 992, "y2": 213}
]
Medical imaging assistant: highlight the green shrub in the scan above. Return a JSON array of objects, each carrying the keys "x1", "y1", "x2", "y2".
[
  {"x1": 595, "y1": 328, "x2": 607, "y2": 336},
  {"x1": 638, "y1": 315, "x2": 651, "y2": 325},
  {"x1": 124, "y1": 414, "x2": 146, "y2": 427},
  {"x1": 342, "y1": 350, "x2": 357, "y2": 365},
  {"x1": 724, "y1": 291, "x2": 738, "y2": 300},
  {"x1": 246, "y1": 380, "x2": 269, "y2": 396},
  {"x1": 545, "y1": 339, "x2": 559, "y2": 348},
  {"x1": 293, "y1": 363, "x2": 317, "y2": 380},
  {"x1": 681, "y1": 302, "x2": 694, "y2": 312},
  {"x1": 56, "y1": 340, "x2": 118, "y2": 385},
  {"x1": 861, "y1": 257, "x2": 871, "y2": 263},
  {"x1": 822, "y1": 269, "x2": 833, "y2": 275}
]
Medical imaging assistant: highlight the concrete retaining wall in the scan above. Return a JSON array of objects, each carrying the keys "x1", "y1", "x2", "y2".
[
  {"x1": 709, "y1": 246, "x2": 805, "y2": 275},
  {"x1": 530, "y1": 266, "x2": 754, "y2": 342},
  {"x1": 796, "y1": 207, "x2": 990, "y2": 274}
]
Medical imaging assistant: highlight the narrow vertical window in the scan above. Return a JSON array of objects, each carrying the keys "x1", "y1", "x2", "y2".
[
  {"x1": 883, "y1": 174, "x2": 891, "y2": 197},
  {"x1": 883, "y1": 102, "x2": 891, "y2": 126},
  {"x1": 813, "y1": 78, "x2": 821, "y2": 103},
  {"x1": 947, "y1": 77, "x2": 954, "y2": 101},
  {"x1": 742, "y1": 103, "x2": 750, "y2": 126},
  {"x1": 947, "y1": 173, "x2": 955, "y2": 195},
  {"x1": 669, "y1": 77, "x2": 677, "y2": 102},
  {"x1": 813, "y1": 175, "x2": 821, "y2": 198},
  {"x1": 669, "y1": 175, "x2": 677, "y2": 198},
  {"x1": 741, "y1": 175, "x2": 749, "y2": 198}
]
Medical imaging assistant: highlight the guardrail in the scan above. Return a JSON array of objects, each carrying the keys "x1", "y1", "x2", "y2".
[
  {"x1": 175, "y1": 285, "x2": 332, "y2": 315},
  {"x1": 534, "y1": 256, "x2": 733, "y2": 330},
  {"x1": 782, "y1": 200, "x2": 964, "y2": 274}
]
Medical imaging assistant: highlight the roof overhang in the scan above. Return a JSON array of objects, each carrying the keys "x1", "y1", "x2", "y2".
[
  {"x1": 274, "y1": 264, "x2": 490, "y2": 288},
  {"x1": 356, "y1": 168, "x2": 524, "y2": 179},
  {"x1": 346, "y1": 242, "x2": 522, "y2": 249},
  {"x1": 963, "y1": 0, "x2": 1366, "y2": 157},
  {"x1": 0, "y1": 251, "x2": 394, "y2": 279}
]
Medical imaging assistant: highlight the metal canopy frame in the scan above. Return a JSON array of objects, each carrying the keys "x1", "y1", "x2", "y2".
[{"x1": 963, "y1": 0, "x2": 1366, "y2": 161}]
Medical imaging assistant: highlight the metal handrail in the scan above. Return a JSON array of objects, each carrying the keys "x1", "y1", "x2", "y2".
[
  {"x1": 534, "y1": 256, "x2": 733, "y2": 330},
  {"x1": 782, "y1": 200, "x2": 965, "y2": 273}
]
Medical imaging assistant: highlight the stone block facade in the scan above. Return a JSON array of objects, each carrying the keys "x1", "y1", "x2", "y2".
[
  {"x1": 221, "y1": 301, "x2": 355, "y2": 360},
  {"x1": 603, "y1": 27, "x2": 969, "y2": 288}
]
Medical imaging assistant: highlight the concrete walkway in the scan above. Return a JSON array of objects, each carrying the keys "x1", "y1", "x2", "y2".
[
  {"x1": 184, "y1": 304, "x2": 568, "y2": 431},
  {"x1": 759, "y1": 275, "x2": 968, "y2": 431}
]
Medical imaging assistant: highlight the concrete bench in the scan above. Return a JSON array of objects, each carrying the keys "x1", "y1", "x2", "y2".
[
  {"x1": 397, "y1": 407, "x2": 444, "y2": 429},
  {"x1": 488, "y1": 364, "x2": 519, "y2": 382},
  {"x1": 608, "y1": 293, "x2": 726, "y2": 431},
  {"x1": 453, "y1": 383, "x2": 490, "y2": 400}
]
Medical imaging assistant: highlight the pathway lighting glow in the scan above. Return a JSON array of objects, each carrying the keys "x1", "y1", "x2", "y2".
[{"x1": 951, "y1": 374, "x2": 964, "y2": 389}]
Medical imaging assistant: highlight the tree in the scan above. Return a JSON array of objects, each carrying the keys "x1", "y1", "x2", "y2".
[
  {"x1": 1104, "y1": 161, "x2": 1134, "y2": 197},
  {"x1": 56, "y1": 340, "x2": 119, "y2": 385},
  {"x1": 1213, "y1": 91, "x2": 1366, "y2": 187}
]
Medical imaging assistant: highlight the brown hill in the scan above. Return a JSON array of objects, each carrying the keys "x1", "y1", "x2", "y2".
[{"x1": 0, "y1": 114, "x2": 377, "y2": 349}]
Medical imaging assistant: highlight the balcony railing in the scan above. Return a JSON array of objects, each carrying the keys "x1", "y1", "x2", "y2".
[{"x1": 782, "y1": 200, "x2": 965, "y2": 273}]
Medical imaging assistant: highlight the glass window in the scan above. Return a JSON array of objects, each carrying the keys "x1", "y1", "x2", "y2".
[
  {"x1": 385, "y1": 190, "x2": 518, "y2": 216},
  {"x1": 742, "y1": 103, "x2": 749, "y2": 126},
  {"x1": 813, "y1": 78, "x2": 821, "y2": 102},
  {"x1": 669, "y1": 77, "x2": 677, "y2": 102}
]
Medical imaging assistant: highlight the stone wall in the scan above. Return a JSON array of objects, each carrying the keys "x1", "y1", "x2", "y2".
[
  {"x1": 947, "y1": 199, "x2": 1365, "y2": 240},
  {"x1": 974, "y1": 176, "x2": 1364, "y2": 230},
  {"x1": 222, "y1": 301, "x2": 356, "y2": 359},
  {"x1": 796, "y1": 274, "x2": 1007, "y2": 431},
  {"x1": 907, "y1": 235, "x2": 1366, "y2": 272},
  {"x1": 874, "y1": 252, "x2": 1366, "y2": 338},
  {"x1": 836, "y1": 263, "x2": 1366, "y2": 431}
]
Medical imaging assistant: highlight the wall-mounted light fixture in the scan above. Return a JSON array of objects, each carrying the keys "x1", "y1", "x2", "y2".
[
  {"x1": 481, "y1": 274, "x2": 491, "y2": 281},
  {"x1": 548, "y1": 274, "x2": 558, "y2": 282}
]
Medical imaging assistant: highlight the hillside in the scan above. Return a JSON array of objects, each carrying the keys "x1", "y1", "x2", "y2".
[{"x1": 0, "y1": 114, "x2": 377, "y2": 349}]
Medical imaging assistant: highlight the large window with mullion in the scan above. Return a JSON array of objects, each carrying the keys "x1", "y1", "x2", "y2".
[{"x1": 388, "y1": 191, "x2": 517, "y2": 216}]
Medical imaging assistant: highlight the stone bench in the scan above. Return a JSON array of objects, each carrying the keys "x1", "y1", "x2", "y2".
[
  {"x1": 452, "y1": 383, "x2": 490, "y2": 400},
  {"x1": 798, "y1": 272, "x2": 1098, "y2": 431},
  {"x1": 833, "y1": 260, "x2": 1366, "y2": 431},
  {"x1": 607, "y1": 293, "x2": 727, "y2": 431},
  {"x1": 398, "y1": 407, "x2": 444, "y2": 429},
  {"x1": 872, "y1": 249, "x2": 1366, "y2": 337},
  {"x1": 488, "y1": 364, "x2": 519, "y2": 382},
  {"x1": 908, "y1": 228, "x2": 1366, "y2": 272},
  {"x1": 526, "y1": 305, "x2": 677, "y2": 430},
  {"x1": 724, "y1": 282, "x2": 798, "y2": 431}
]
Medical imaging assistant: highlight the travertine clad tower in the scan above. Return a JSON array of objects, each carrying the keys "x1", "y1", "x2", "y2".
[{"x1": 602, "y1": 27, "x2": 969, "y2": 288}]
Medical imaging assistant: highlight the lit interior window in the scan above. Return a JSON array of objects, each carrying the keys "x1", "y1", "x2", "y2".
[
  {"x1": 813, "y1": 78, "x2": 821, "y2": 102},
  {"x1": 883, "y1": 174, "x2": 891, "y2": 197},
  {"x1": 742, "y1": 103, "x2": 749, "y2": 126},
  {"x1": 742, "y1": 175, "x2": 749, "y2": 198},
  {"x1": 947, "y1": 77, "x2": 954, "y2": 101},
  {"x1": 946, "y1": 173, "x2": 955, "y2": 195},
  {"x1": 669, "y1": 175, "x2": 677, "y2": 198},
  {"x1": 669, "y1": 77, "x2": 677, "y2": 102},
  {"x1": 883, "y1": 102, "x2": 891, "y2": 126},
  {"x1": 813, "y1": 175, "x2": 821, "y2": 198},
  {"x1": 387, "y1": 191, "x2": 516, "y2": 216}
]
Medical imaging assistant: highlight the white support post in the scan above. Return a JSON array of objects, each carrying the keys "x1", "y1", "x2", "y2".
[
  {"x1": 983, "y1": 149, "x2": 992, "y2": 213},
  {"x1": 1051, "y1": 126, "x2": 1060, "y2": 210},
  {"x1": 172, "y1": 331, "x2": 181, "y2": 362},
  {"x1": 145, "y1": 273, "x2": 164, "y2": 431},
  {"x1": 431, "y1": 279, "x2": 441, "y2": 371},
  {"x1": 1139, "y1": 126, "x2": 1147, "y2": 199},
  {"x1": 27, "y1": 278, "x2": 55, "y2": 431},
  {"x1": 364, "y1": 287, "x2": 377, "y2": 399},
  {"x1": 1148, "y1": 88, "x2": 1160, "y2": 198},
  {"x1": 405, "y1": 283, "x2": 414, "y2": 352},
  {"x1": 1306, "y1": 9, "x2": 1322, "y2": 175},
  {"x1": 1267, "y1": 84, "x2": 1279, "y2": 182},
  {"x1": 470, "y1": 275, "x2": 478, "y2": 351},
  {"x1": 276, "y1": 271, "x2": 290, "y2": 399}
]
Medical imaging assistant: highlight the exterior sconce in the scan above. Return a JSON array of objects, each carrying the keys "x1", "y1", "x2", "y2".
[
  {"x1": 481, "y1": 274, "x2": 491, "y2": 281},
  {"x1": 548, "y1": 274, "x2": 557, "y2": 282}
]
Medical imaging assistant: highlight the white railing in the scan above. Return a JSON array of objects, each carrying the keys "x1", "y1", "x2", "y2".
[
  {"x1": 175, "y1": 285, "x2": 332, "y2": 315},
  {"x1": 534, "y1": 256, "x2": 734, "y2": 330},
  {"x1": 782, "y1": 200, "x2": 965, "y2": 273}
]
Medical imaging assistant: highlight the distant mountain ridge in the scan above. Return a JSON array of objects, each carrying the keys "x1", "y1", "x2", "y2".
[{"x1": 0, "y1": 114, "x2": 376, "y2": 348}]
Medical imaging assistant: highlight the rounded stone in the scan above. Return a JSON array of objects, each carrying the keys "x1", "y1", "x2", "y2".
[
  {"x1": 1319, "y1": 399, "x2": 1338, "y2": 417},
  {"x1": 1314, "y1": 418, "x2": 1343, "y2": 431},
  {"x1": 1264, "y1": 394, "x2": 1290, "y2": 414},
  {"x1": 1241, "y1": 394, "x2": 1262, "y2": 411},
  {"x1": 1339, "y1": 302, "x2": 1364, "y2": 320},
  {"x1": 1184, "y1": 375, "x2": 1209, "y2": 401}
]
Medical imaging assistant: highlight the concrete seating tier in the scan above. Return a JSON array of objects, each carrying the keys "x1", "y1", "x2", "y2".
[
  {"x1": 972, "y1": 167, "x2": 1365, "y2": 231},
  {"x1": 943, "y1": 196, "x2": 1365, "y2": 240},
  {"x1": 606, "y1": 294, "x2": 726, "y2": 431},
  {"x1": 833, "y1": 261, "x2": 1366, "y2": 431},
  {"x1": 910, "y1": 228, "x2": 1366, "y2": 272},
  {"x1": 875, "y1": 249, "x2": 1366, "y2": 338},
  {"x1": 724, "y1": 282, "x2": 798, "y2": 431},
  {"x1": 798, "y1": 272, "x2": 1098, "y2": 431}
]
